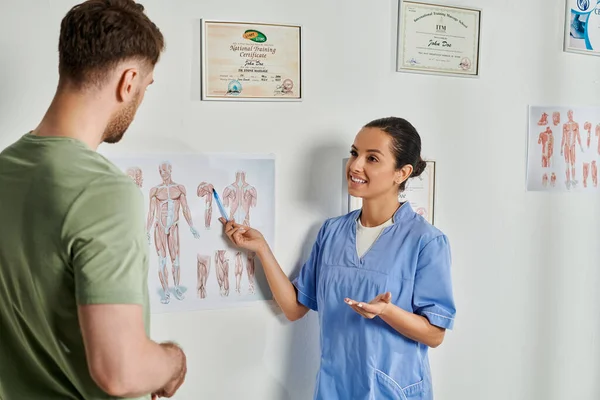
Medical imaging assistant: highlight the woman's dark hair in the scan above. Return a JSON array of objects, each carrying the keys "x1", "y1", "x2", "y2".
[{"x1": 364, "y1": 117, "x2": 427, "y2": 191}]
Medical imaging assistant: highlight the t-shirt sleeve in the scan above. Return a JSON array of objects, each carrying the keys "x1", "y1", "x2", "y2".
[
  {"x1": 291, "y1": 222, "x2": 327, "y2": 312},
  {"x1": 412, "y1": 235, "x2": 456, "y2": 330},
  {"x1": 63, "y1": 176, "x2": 148, "y2": 305}
]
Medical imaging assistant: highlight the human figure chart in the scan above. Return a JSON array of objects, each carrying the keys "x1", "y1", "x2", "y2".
[
  {"x1": 552, "y1": 112, "x2": 560, "y2": 126},
  {"x1": 222, "y1": 171, "x2": 257, "y2": 226},
  {"x1": 196, "y1": 254, "x2": 211, "y2": 299},
  {"x1": 215, "y1": 250, "x2": 230, "y2": 297},
  {"x1": 234, "y1": 251, "x2": 244, "y2": 294},
  {"x1": 584, "y1": 121, "x2": 592, "y2": 148},
  {"x1": 596, "y1": 123, "x2": 600, "y2": 155},
  {"x1": 550, "y1": 172, "x2": 556, "y2": 187},
  {"x1": 560, "y1": 110, "x2": 583, "y2": 189},
  {"x1": 126, "y1": 166, "x2": 143, "y2": 188},
  {"x1": 246, "y1": 251, "x2": 256, "y2": 294},
  {"x1": 542, "y1": 173, "x2": 548, "y2": 188},
  {"x1": 196, "y1": 182, "x2": 214, "y2": 229},
  {"x1": 538, "y1": 127, "x2": 553, "y2": 168},
  {"x1": 146, "y1": 161, "x2": 200, "y2": 304},
  {"x1": 538, "y1": 112, "x2": 548, "y2": 126},
  {"x1": 592, "y1": 161, "x2": 598, "y2": 188}
]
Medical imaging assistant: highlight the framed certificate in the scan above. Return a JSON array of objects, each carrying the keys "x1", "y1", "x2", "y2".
[
  {"x1": 564, "y1": 0, "x2": 600, "y2": 56},
  {"x1": 201, "y1": 20, "x2": 302, "y2": 101},
  {"x1": 396, "y1": 1, "x2": 482, "y2": 77}
]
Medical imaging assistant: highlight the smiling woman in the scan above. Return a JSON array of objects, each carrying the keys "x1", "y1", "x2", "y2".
[{"x1": 219, "y1": 116, "x2": 456, "y2": 400}]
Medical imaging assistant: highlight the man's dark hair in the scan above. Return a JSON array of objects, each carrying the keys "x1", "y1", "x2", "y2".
[{"x1": 58, "y1": 0, "x2": 165, "y2": 88}]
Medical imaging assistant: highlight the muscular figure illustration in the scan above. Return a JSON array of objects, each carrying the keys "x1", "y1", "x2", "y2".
[
  {"x1": 538, "y1": 112, "x2": 548, "y2": 126},
  {"x1": 196, "y1": 182, "x2": 214, "y2": 229},
  {"x1": 538, "y1": 127, "x2": 553, "y2": 168},
  {"x1": 147, "y1": 161, "x2": 200, "y2": 304},
  {"x1": 552, "y1": 112, "x2": 560, "y2": 126},
  {"x1": 593, "y1": 161, "x2": 598, "y2": 188},
  {"x1": 584, "y1": 121, "x2": 592, "y2": 148},
  {"x1": 550, "y1": 173, "x2": 556, "y2": 187},
  {"x1": 215, "y1": 250, "x2": 230, "y2": 297},
  {"x1": 596, "y1": 124, "x2": 600, "y2": 155},
  {"x1": 542, "y1": 173, "x2": 548, "y2": 187},
  {"x1": 247, "y1": 252, "x2": 256, "y2": 294},
  {"x1": 560, "y1": 110, "x2": 583, "y2": 189},
  {"x1": 126, "y1": 166, "x2": 143, "y2": 188},
  {"x1": 222, "y1": 171, "x2": 258, "y2": 226},
  {"x1": 196, "y1": 254, "x2": 211, "y2": 299},
  {"x1": 234, "y1": 251, "x2": 244, "y2": 294}
]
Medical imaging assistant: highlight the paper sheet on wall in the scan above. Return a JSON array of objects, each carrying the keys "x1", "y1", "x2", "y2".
[
  {"x1": 107, "y1": 153, "x2": 275, "y2": 313},
  {"x1": 527, "y1": 106, "x2": 600, "y2": 192}
]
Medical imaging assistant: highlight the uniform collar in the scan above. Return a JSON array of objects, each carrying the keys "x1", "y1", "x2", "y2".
[
  {"x1": 392, "y1": 202, "x2": 413, "y2": 224},
  {"x1": 353, "y1": 202, "x2": 414, "y2": 225}
]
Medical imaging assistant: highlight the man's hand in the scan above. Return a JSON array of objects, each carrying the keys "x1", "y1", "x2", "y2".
[
  {"x1": 152, "y1": 342, "x2": 187, "y2": 398},
  {"x1": 344, "y1": 292, "x2": 392, "y2": 319}
]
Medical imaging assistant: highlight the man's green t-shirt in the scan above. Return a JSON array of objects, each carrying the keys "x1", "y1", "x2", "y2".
[{"x1": 0, "y1": 134, "x2": 150, "y2": 400}]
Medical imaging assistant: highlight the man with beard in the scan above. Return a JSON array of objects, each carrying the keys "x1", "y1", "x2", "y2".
[{"x1": 0, "y1": 1, "x2": 187, "y2": 400}]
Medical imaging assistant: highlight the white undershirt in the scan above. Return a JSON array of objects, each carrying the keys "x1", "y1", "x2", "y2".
[{"x1": 356, "y1": 217, "x2": 394, "y2": 258}]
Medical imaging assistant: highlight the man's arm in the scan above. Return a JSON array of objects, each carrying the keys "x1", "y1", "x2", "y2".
[{"x1": 79, "y1": 304, "x2": 185, "y2": 397}]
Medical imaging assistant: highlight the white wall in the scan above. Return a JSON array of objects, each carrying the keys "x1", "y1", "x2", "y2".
[{"x1": 1, "y1": 1, "x2": 600, "y2": 399}]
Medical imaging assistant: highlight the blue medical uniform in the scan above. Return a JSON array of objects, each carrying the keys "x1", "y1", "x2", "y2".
[{"x1": 292, "y1": 203, "x2": 455, "y2": 400}]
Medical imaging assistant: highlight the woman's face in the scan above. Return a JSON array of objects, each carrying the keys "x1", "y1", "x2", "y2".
[{"x1": 346, "y1": 127, "x2": 410, "y2": 200}]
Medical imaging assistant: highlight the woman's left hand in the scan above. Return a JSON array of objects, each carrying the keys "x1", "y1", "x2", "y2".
[{"x1": 344, "y1": 292, "x2": 392, "y2": 319}]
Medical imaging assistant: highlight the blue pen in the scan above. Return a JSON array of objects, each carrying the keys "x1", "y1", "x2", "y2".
[{"x1": 212, "y1": 188, "x2": 229, "y2": 221}]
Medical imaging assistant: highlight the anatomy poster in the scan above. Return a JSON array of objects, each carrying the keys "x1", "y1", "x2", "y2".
[
  {"x1": 527, "y1": 106, "x2": 600, "y2": 192},
  {"x1": 108, "y1": 153, "x2": 275, "y2": 313}
]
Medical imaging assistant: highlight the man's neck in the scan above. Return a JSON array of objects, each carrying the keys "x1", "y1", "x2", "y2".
[{"x1": 33, "y1": 87, "x2": 111, "y2": 151}]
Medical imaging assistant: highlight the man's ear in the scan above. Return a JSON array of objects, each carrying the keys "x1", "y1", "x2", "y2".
[{"x1": 116, "y1": 68, "x2": 139, "y2": 102}]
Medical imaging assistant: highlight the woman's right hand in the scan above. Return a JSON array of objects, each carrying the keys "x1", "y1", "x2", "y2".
[{"x1": 219, "y1": 218, "x2": 267, "y2": 253}]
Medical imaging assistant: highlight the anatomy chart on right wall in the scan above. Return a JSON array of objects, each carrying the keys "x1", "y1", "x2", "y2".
[{"x1": 527, "y1": 106, "x2": 600, "y2": 192}]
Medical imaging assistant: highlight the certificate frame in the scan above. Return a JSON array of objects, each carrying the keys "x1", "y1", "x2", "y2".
[
  {"x1": 563, "y1": 0, "x2": 600, "y2": 57},
  {"x1": 396, "y1": 0, "x2": 482, "y2": 78},
  {"x1": 201, "y1": 19, "x2": 303, "y2": 102}
]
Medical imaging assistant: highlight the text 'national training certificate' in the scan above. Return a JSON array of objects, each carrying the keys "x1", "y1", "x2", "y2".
[{"x1": 202, "y1": 21, "x2": 302, "y2": 100}]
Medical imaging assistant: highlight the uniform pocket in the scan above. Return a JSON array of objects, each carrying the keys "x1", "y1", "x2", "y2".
[{"x1": 374, "y1": 369, "x2": 425, "y2": 399}]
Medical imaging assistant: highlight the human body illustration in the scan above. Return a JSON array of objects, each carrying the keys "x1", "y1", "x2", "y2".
[
  {"x1": 197, "y1": 254, "x2": 211, "y2": 299},
  {"x1": 196, "y1": 182, "x2": 214, "y2": 229},
  {"x1": 542, "y1": 173, "x2": 548, "y2": 187},
  {"x1": 234, "y1": 251, "x2": 244, "y2": 294},
  {"x1": 592, "y1": 161, "x2": 598, "y2": 188},
  {"x1": 596, "y1": 123, "x2": 600, "y2": 155},
  {"x1": 222, "y1": 171, "x2": 258, "y2": 226},
  {"x1": 538, "y1": 112, "x2": 548, "y2": 126},
  {"x1": 552, "y1": 112, "x2": 560, "y2": 126},
  {"x1": 538, "y1": 127, "x2": 553, "y2": 168},
  {"x1": 560, "y1": 110, "x2": 583, "y2": 189},
  {"x1": 584, "y1": 121, "x2": 592, "y2": 148},
  {"x1": 147, "y1": 161, "x2": 200, "y2": 304},
  {"x1": 125, "y1": 166, "x2": 143, "y2": 188},
  {"x1": 215, "y1": 250, "x2": 230, "y2": 296},
  {"x1": 246, "y1": 251, "x2": 256, "y2": 294},
  {"x1": 551, "y1": 172, "x2": 557, "y2": 187}
]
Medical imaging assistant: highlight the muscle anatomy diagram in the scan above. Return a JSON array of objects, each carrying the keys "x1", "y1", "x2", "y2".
[
  {"x1": 215, "y1": 250, "x2": 230, "y2": 297},
  {"x1": 246, "y1": 252, "x2": 256, "y2": 294},
  {"x1": 560, "y1": 110, "x2": 583, "y2": 189},
  {"x1": 126, "y1": 166, "x2": 143, "y2": 188},
  {"x1": 538, "y1": 127, "x2": 554, "y2": 168},
  {"x1": 197, "y1": 182, "x2": 214, "y2": 229},
  {"x1": 197, "y1": 254, "x2": 211, "y2": 299},
  {"x1": 222, "y1": 171, "x2": 257, "y2": 226},
  {"x1": 529, "y1": 107, "x2": 600, "y2": 192},
  {"x1": 147, "y1": 161, "x2": 200, "y2": 304}
]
